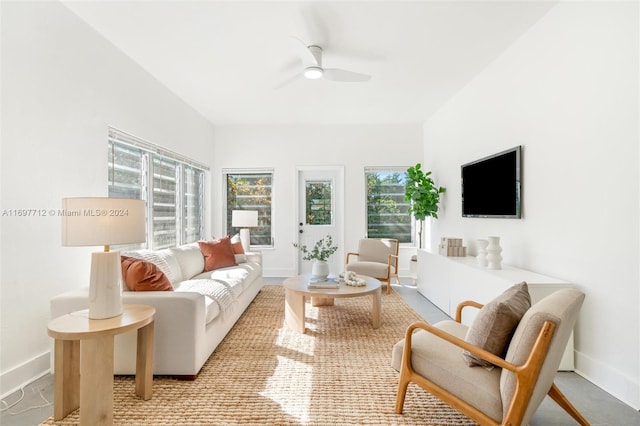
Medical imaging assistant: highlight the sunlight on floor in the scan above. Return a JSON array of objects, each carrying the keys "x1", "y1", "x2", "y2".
[
  {"x1": 261, "y1": 309, "x2": 321, "y2": 424},
  {"x1": 261, "y1": 347, "x2": 314, "y2": 423}
]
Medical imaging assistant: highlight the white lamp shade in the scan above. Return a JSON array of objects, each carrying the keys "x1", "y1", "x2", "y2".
[
  {"x1": 231, "y1": 210, "x2": 258, "y2": 228},
  {"x1": 61, "y1": 197, "x2": 146, "y2": 247}
]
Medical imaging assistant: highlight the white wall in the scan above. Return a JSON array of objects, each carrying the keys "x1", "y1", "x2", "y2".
[
  {"x1": 422, "y1": 2, "x2": 639, "y2": 408},
  {"x1": 212, "y1": 125, "x2": 423, "y2": 277},
  {"x1": 0, "y1": 1, "x2": 215, "y2": 396}
]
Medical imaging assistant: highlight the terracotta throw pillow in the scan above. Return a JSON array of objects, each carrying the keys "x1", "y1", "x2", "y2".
[
  {"x1": 198, "y1": 236, "x2": 237, "y2": 271},
  {"x1": 121, "y1": 255, "x2": 173, "y2": 292},
  {"x1": 232, "y1": 240, "x2": 245, "y2": 255},
  {"x1": 462, "y1": 282, "x2": 531, "y2": 368}
]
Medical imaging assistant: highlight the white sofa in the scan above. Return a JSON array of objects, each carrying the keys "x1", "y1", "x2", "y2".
[{"x1": 50, "y1": 243, "x2": 263, "y2": 378}]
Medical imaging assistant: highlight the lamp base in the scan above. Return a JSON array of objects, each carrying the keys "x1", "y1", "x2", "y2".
[
  {"x1": 89, "y1": 251, "x2": 123, "y2": 319},
  {"x1": 239, "y1": 228, "x2": 251, "y2": 252}
]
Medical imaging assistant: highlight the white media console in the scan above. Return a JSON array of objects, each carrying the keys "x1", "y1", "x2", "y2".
[{"x1": 416, "y1": 249, "x2": 575, "y2": 370}]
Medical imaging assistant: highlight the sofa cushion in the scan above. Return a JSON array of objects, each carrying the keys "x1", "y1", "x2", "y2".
[
  {"x1": 192, "y1": 262, "x2": 261, "y2": 298},
  {"x1": 462, "y1": 282, "x2": 531, "y2": 368},
  {"x1": 169, "y1": 243, "x2": 205, "y2": 280},
  {"x1": 192, "y1": 268, "x2": 245, "y2": 298},
  {"x1": 198, "y1": 237, "x2": 237, "y2": 271},
  {"x1": 121, "y1": 256, "x2": 173, "y2": 292},
  {"x1": 175, "y1": 279, "x2": 236, "y2": 323}
]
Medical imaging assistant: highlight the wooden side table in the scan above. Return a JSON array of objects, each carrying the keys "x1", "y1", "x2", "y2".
[{"x1": 48, "y1": 304, "x2": 155, "y2": 425}]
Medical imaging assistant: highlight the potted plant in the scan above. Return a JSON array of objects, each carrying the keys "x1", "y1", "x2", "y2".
[
  {"x1": 405, "y1": 163, "x2": 446, "y2": 249},
  {"x1": 293, "y1": 234, "x2": 338, "y2": 278}
]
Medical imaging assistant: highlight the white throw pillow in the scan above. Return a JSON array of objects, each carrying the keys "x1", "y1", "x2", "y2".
[{"x1": 169, "y1": 243, "x2": 205, "y2": 280}]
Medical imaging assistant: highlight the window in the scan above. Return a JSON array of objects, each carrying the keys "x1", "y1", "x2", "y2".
[
  {"x1": 108, "y1": 128, "x2": 208, "y2": 250},
  {"x1": 224, "y1": 170, "x2": 273, "y2": 247},
  {"x1": 305, "y1": 179, "x2": 333, "y2": 225},
  {"x1": 365, "y1": 168, "x2": 412, "y2": 243}
]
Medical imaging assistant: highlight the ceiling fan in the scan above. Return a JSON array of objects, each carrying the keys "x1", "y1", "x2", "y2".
[{"x1": 284, "y1": 37, "x2": 372, "y2": 84}]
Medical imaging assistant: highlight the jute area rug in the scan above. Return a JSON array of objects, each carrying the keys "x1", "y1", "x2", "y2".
[{"x1": 42, "y1": 284, "x2": 476, "y2": 425}]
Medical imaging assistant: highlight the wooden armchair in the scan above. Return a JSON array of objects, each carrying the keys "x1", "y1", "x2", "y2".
[
  {"x1": 392, "y1": 289, "x2": 589, "y2": 425},
  {"x1": 345, "y1": 238, "x2": 399, "y2": 294}
]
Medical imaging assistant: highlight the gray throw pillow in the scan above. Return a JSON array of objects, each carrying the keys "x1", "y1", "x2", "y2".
[{"x1": 462, "y1": 282, "x2": 531, "y2": 368}]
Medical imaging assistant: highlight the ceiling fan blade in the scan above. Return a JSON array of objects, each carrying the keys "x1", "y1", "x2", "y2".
[
  {"x1": 323, "y1": 68, "x2": 371, "y2": 82},
  {"x1": 288, "y1": 36, "x2": 318, "y2": 68}
]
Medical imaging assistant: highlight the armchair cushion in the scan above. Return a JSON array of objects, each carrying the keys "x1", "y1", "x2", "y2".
[
  {"x1": 462, "y1": 282, "x2": 531, "y2": 368},
  {"x1": 344, "y1": 261, "x2": 390, "y2": 279},
  {"x1": 358, "y1": 239, "x2": 394, "y2": 263},
  {"x1": 391, "y1": 320, "x2": 503, "y2": 422}
]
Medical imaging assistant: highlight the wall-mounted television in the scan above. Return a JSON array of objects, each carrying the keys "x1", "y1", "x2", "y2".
[{"x1": 461, "y1": 146, "x2": 522, "y2": 218}]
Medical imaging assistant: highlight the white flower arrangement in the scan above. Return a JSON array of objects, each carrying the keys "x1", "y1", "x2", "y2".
[{"x1": 339, "y1": 271, "x2": 366, "y2": 287}]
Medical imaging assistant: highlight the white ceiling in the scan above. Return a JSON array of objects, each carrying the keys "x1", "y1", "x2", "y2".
[{"x1": 61, "y1": 1, "x2": 557, "y2": 125}]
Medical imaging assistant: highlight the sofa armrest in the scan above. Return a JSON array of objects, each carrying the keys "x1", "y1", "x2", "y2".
[
  {"x1": 51, "y1": 287, "x2": 208, "y2": 375},
  {"x1": 244, "y1": 251, "x2": 262, "y2": 265},
  {"x1": 51, "y1": 288, "x2": 205, "y2": 322},
  {"x1": 50, "y1": 289, "x2": 206, "y2": 349}
]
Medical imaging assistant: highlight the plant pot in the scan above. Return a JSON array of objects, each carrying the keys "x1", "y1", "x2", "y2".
[{"x1": 311, "y1": 260, "x2": 330, "y2": 279}]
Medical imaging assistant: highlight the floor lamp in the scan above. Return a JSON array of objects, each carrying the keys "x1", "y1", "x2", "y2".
[
  {"x1": 61, "y1": 197, "x2": 146, "y2": 319},
  {"x1": 232, "y1": 210, "x2": 258, "y2": 252}
]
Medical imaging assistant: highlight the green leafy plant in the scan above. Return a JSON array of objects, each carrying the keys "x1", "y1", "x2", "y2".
[
  {"x1": 293, "y1": 234, "x2": 338, "y2": 262},
  {"x1": 405, "y1": 163, "x2": 446, "y2": 248}
]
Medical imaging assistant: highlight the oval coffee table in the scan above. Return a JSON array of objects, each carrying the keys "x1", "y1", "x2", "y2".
[{"x1": 283, "y1": 274, "x2": 381, "y2": 333}]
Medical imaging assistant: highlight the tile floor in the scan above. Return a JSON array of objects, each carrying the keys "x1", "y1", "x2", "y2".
[{"x1": 2, "y1": 278, "x2": 639, "y2": 425}]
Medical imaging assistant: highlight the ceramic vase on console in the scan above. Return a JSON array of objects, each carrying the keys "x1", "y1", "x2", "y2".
[
  {"x1": 476, "y1": 239, "x2": 489, "y2": 267},
  {"x1": 311, "y1": 260, "x2": 330, "y2": 279},
  {"x1": 486, "y1": 236, "x2": 503, "y2": 270}
]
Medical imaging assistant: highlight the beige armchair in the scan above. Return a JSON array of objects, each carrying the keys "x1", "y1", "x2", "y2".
[
  {"x1": 392, "y1": 288, "x2": 589, "y2": 426},
  {"x1": 345, "y1": 238, "x2": 399, "y2": 294}
]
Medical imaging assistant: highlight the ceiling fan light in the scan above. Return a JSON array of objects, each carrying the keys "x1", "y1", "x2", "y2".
[{"x1": 304, "y1": 67, "x2": 323, "y2": 80}]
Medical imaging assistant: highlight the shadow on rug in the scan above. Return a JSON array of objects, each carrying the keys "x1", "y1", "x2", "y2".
[{"x1": 42, "y1": 284, "x2": 476, "y2": 425}]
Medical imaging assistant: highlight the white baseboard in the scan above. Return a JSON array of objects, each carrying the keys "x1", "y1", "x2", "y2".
[
  {"x1": 263, "y1": 268, "x2": 296, "y2": 278},
  {"x1": 575, "y1": 350, "x2": 640, "y2": 410},
  {"x1": 0, "y1": 351, "x2": 51, "y2": 400}
]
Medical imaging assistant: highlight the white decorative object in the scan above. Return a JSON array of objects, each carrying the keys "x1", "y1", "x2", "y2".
[
  {"x1": 476, "y1": 239, "x2": 489, "y2": 267},
  {"x1": 61, "y1": 197, "x2": 146, "y2": 319},
  {"x1": 486, "y1": 236, "x2": 503, "y2": 270},
  {"x1": 339, "y1": 271, "x2": 366, "y2": 287},
  {"x1": 311, "y1": 260, "x2": 330, "y2": 279}
]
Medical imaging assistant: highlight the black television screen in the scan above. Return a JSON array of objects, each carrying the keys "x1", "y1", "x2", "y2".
[{"x1": 461, "y1": 146, "x2": 521, "y2": 218}]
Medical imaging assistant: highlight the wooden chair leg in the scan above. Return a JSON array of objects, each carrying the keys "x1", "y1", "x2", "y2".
[
  {"x1": 547, "y1": 382, "x2": 590, "y2": 426},
  {"x1": 395, "y1": 374, "x2": 410, "y2": 414}
]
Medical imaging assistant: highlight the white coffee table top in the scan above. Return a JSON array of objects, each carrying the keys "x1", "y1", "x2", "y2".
[{"x1": 283, "y1": 274, "x2": 381, "y2": 297}]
